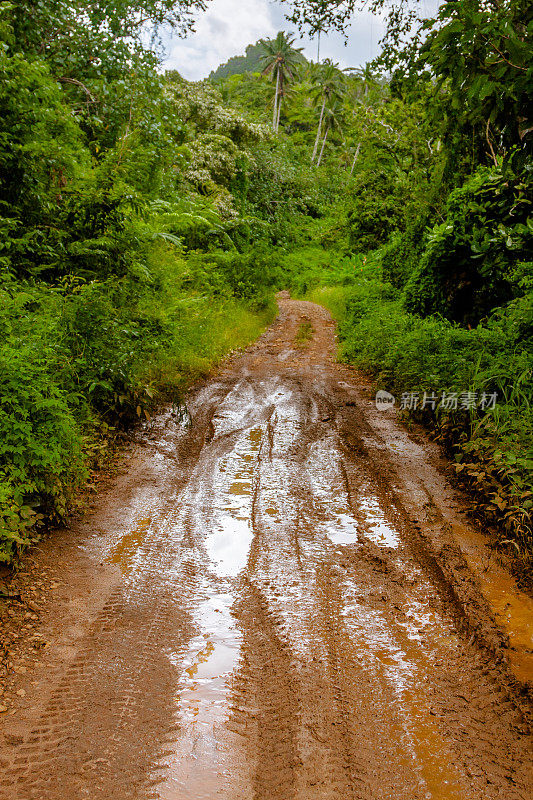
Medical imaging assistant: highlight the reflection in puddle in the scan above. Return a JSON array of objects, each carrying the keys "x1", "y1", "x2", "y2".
[
  {"x1": 341, "y1": 579, "x2": 471, "y2": 800},
  {"x1": 205, "y1": 426, "x2": 262, "y2": 577},
  {"x1": 161, "y1": 590, "x2": 244, "y2": 800},
  {"x1": 159, "y1": 422, "x2": 266, "y2": 798},
  {"x1": 108, "y1": 517, "x2": 152, "y2": 574},
  {"x1": 324, "y1": 512, "x2": 359, "y2": 545},
  {"x1": 358, "y1": 495, "x2": 400, "y2": 548},
  {"x1": 324, "y1": 496, "x2": 399, "y2": 549},
  {"x1": 308, "y1": 437, "x2": 400, "y2": 549}
]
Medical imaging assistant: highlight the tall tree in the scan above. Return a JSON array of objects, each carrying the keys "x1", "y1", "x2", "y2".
[
  {"x1": 419, "y1": 0, "x2": 532, "y2": 154},
  {"x1": 258, "y1": 32, "x2": 304, "y2": 132},
  {"x1": 345, "y1": 64, "x2": 379, "y2": 98},
  {"x1": 316, "y1": 101, "x2": 342, "y2": 167},
  {"x1": 309, "y1": 61, "x2": 345, "y2": 162}
]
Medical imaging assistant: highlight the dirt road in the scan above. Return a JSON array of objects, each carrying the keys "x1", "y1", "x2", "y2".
[{"x1": 0, "y1": 295, "x2": 532, "y2": 799}]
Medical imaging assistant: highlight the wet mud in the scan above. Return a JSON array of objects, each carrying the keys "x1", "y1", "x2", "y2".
[{"x1": 0, "y1": 295, "x2": 531, "y2": 799}]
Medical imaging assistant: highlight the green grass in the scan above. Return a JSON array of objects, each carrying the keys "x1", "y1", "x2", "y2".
[
  {"x1": 145, "y1": 297, "x2": 274, "y2": 394},
  {"x1": 294, "y1": 321, "x2": 314, "y2": 348},
  {"x1": 288, "y1": 246, "x2": 533, "y2": 573},
  {"x1": 0, "y1": 244, "x2": 276, "y2": 565}
]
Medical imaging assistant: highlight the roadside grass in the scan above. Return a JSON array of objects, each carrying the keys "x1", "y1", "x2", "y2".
[
  {"x1": 144, "y1": 295, "x2": 274, "y2": 396},
  {"x1": 288, "y1": 246, "x2": 533, "y2": 579},
  {"x1": 0, "y1": 247, "x2": 276, "y2": 566},
  {"x1": 294, "y1": 321, "x2": 314, "y2": 348}
]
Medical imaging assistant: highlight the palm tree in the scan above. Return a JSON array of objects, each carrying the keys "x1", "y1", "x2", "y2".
[
  {"x1": 350, "y1": 142, "x2": 361, "y2": 174},
  {"x1": 316, "y1": 102, "x2": 342, "y2": 168},
  {"x1": 316, "y1": 23, "x2": 322, "y2": 63},
  {"x1": 309, "y1": 61, "x2": 345, "y2": 162},
  {"x1": 258, "y1": 32, "x2": 303, "y2": 133},
  {"x1": 338, "y1": 141, "x2": 359, "y2": 173},
  {"x1": 344, "y1": 64, "x2": 379, "y2": 98}
]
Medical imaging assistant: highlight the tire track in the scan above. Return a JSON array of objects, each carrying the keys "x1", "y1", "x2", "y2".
[{"x1": 0, "y1": 296, "x2": 531, "y2": 800}]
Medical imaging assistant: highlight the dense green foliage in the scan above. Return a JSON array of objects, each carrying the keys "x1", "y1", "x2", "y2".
[
  {"x1": 1, "y1": 0, "x2": 532, "y2": 570},
  {"x1": 403, "y1": 164, "x2": 532, "y2": 325},
  {"x1": 0, "y1": 3, "x2": 312, "y2": 562},
  {"x1": 263, "y1": 0, "x2": 532, "y2": 568}
]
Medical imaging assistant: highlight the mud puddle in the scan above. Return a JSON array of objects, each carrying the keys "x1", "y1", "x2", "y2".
[
  {"x1": 450, "y1": 521, "x2": 533, "y2": 682},
  {"x1": 0, "y1": 298, "x2": 531, "y2": 800},
  {"x1": 109, "y1": 517, "x2": 153, "y2": 574},
  {"x1": 308, "y1": 436, "x2": 400, "y2": 548},
  {"x1": 157, "y1": 420, "x2": 264, "y2": 798},
  {"x1": 204, "y1": 425, "x2": 262, "y2": 577},
  {"x1": 159, "y1": 588, "x2": 244, "y2": 800},
  {"x1": 340, "y1": 572, "x2": 472, "y2": 799},
  {"x1": 366, "y1": 410, "x2": 533, "y2": 685}
]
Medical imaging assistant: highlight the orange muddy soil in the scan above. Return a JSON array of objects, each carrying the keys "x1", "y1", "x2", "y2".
[{"x1": 0, "y1": 295, "x2": 531, "y2": 800}]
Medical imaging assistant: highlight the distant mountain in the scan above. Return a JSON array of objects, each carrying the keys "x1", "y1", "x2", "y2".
[{"x1": 209, "y1": 36, "x2": 307, "y2": 81}]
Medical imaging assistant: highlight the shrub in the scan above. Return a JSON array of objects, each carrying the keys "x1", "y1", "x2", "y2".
[
  {"x1": 183, "y1": 247, "x2": 282, "y2": 308},
  {"x1": 0, "y1": 298, "x2": 86, "y2": 560},
  {"x1": 345, "y1": 171, "x2": 407, "y2": 253},
  {"x1": 404, "y1": 164, "x2": 533, "y2": 325}
]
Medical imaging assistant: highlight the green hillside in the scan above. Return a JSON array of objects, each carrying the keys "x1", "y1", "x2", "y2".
[{"x1": 210, "y1": 36, "x2": 307, "y2": 81}]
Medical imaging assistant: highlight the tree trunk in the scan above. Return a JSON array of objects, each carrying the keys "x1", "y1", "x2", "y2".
[
  {"x1": 350, "y1": 142, "x2": 361, "y2": 174},
  {"x1": 273, "y1": 68, "x2": 280, "y2": 130},
  {"x1": 316, "y1": 125, "x2": 329, "y2": 167},
  {"x1": 312, "y1": 97, "x2": 326, "y2": 162},
  {"x1": 276, "y1": 74, "x2": 283, "y2": 132}
]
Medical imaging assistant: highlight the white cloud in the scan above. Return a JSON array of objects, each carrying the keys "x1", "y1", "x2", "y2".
[
  {"x1": 162, "y1": 0, "x2": 278, "y2": 80},
  {"x1": 161, "y1": 1, "x2": 394, "y2": 81},
  {"x1": 297, "y1": 11, "x2": 387, "y2": 69}
]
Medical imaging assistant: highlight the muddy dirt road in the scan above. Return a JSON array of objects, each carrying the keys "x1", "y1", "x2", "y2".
[{"x1": 0, "y1": 296, "x2": 532, "y2": 800}]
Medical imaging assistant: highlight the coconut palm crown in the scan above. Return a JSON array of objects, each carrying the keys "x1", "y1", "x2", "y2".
[{"x1": 258, "y1": 32, "x2": 304, "y2": 132}]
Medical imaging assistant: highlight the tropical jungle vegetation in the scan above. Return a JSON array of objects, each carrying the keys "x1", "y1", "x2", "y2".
[{"x1": 1, "y1": 0, "x2": 532, "y2": 575}]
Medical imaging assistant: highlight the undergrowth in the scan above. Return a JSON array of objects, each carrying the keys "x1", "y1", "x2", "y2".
[
  {"x1": 0, "y1": 246, "x2": 275, "y2": 564},
  {"x1": 288, "y1": 245, "x2": 533, "y2": 579}
]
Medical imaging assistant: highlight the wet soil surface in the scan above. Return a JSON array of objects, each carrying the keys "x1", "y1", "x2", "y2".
[{"x1": 0, "y1": 296, "x2": 532, "y2": 799}]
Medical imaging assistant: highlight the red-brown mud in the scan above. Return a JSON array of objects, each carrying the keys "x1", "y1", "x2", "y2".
[{"x1": 0, "y1": 295, "x2": 531, "y2": 799}]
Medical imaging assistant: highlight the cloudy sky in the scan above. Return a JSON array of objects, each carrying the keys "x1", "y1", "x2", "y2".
[{"x1": 161, "y1": 0, "x2": 388, "y2": 80}]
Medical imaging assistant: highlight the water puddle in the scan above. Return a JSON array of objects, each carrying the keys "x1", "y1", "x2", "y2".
[
  {"x1": 277, "y1": 349, "x2": 295, "y2": 362},
  {"x1": 204, "y1": 426, "x2": 262, "y2": 577},
  {"x1": 450, "y1": 521, "x2": 533, "y2": 683},
  {"x1": 363, "y1": 414, "x2": 533, "y2": 686},
  {"x1": 358, "y1": 494, "x2": 400, "y2": 548},
  {"x1": 307, "y1": 437, "x2": 400, "y2": 549},
  {"x1": 108, "y1": 516, "x2": 152, "y2": 575},
  {"x1": 158, "y1": 423, "x2": 265, "y2": 797},
  {"x1": 324, "y1": 490, "x2": 400, "y2": 549},
  {"x1": 160, "y1": 589, "x2": 244, "y2": 800},
  {"x1": 326, "y1": 512, "x2": 359, "y2": 545},
  {"x1": 106, "y1": 378, "x2": 513, "y2": 799},
  {"x1": 341, "y1": 579, "x2": 473, "y2": 799}
]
